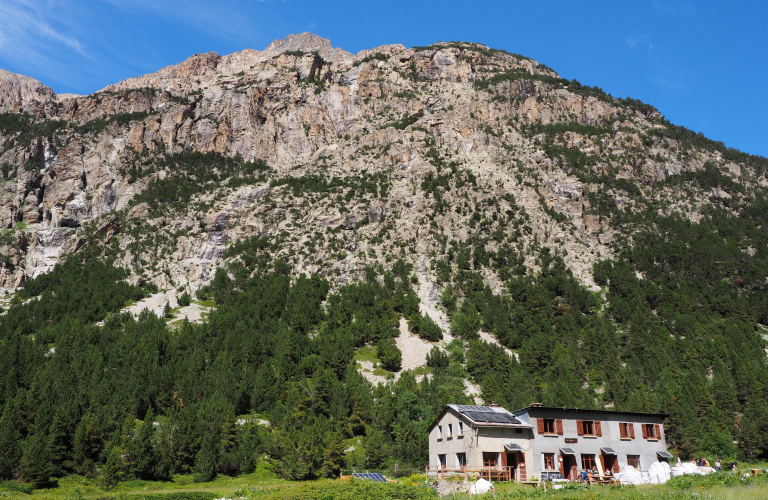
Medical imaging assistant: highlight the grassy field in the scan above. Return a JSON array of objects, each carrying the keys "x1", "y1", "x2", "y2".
[{"x1": 2, "y1": 467, "x2": 768, "y2": 499}]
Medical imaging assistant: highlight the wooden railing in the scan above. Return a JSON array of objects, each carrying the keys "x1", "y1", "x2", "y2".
[{"x1": 425, "y1": 465, "x2": 527, "y2": 482}]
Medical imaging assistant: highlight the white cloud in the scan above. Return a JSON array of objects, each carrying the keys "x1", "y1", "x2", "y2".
[
  {"x1": 100, "y1": 0, "x2": 262, "y2": 45},
  {"x1": 625, "y1": 34, "x2": 650, "y2": 48},
  {"x1": 0, "y1": 0, "x2": 88, "y2": 74}
]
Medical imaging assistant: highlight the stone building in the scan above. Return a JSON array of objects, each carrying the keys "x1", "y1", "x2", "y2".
[{"x1": 427, "y1": 404, "x2": 672, "y2": 481}]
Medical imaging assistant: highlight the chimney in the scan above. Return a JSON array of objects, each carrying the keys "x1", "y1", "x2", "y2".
[{"x1": 530, "y1": 402, "x2": 542, "y2": 407}]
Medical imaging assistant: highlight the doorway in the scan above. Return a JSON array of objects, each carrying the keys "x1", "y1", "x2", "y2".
[
  {"x1": 561, "y1": 454, "x2": 577, "y2": 480},
  {"x1": 506, "y1": 451, "x2": 526, "y2": 481},
  {"x1": 602, "y1": 453, "x2": 617, "y2": 474}
]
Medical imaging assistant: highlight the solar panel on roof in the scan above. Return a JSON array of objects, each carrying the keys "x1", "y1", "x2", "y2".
[
  {"x1": 464, "y1": 410, "x2": 521, "y2": 424},
  {"x1": 457, "y1": 405, "x2": 494, "y2": 412}
]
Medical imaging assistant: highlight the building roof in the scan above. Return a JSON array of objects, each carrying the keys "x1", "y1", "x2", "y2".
[
  {"x1": 428, "y1": 404, "x2": 532, "y2": 431},
  {"x1": 429, "y1": 404, "x2": 668, "y2": 433},
  {"x1": 512, "y1": 405, "x2": 667, "y2": 419}
]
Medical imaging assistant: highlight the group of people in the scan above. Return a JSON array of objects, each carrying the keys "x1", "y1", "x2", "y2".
[
  {"x1": 577, "y1": 469, "x2": 613, "y2": 482},
  {"x1": 692, "y1": 458, "x2": 736, "y2": 471}
]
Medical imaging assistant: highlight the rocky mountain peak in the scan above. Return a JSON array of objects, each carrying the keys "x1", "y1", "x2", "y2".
[
  {"x1": 0, "y1": 68, "x2": 56, "y2": 112},
  {"x1": 265, "y1": 32, "x2": 333, "y2": 53},
  {"x1": 265, "y1": 32, "x2": 353, "y2": 63}
]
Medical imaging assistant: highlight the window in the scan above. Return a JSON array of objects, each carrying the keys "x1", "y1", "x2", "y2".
[
  {"x1": 438, "y1": 425, "x2": 443, "y2": 439},
  {"x1": 456, "y1": 452, "x2": 467, "y2": 468},
  {"x1": 627, "y1": 455, "x2": 640, "y2": 468},
  {"x1": 619, "y1": 422, "x2": 630, "y2": 439},
  {"x1": 543, "y1": 418, "x2": 555, "y2": 433},
  {"x1": 438, "y1": 454, "x2": 447, "y2": 470},
  {"x1": 458, "y1": 421, "x2": 464, "y2": 435},
  {"x1": 582, "y1": 420, "x2": 594, "y2": 435},
  {"x1": 448, "y1": 424, "x2": 453, "y2": 437},
  {"x1": 483, "y1": 452, "x2": 499, "y2": 467},
  {"x1": 643, "y1": 423, "x2": 659, "y2": 440},
  {"x1": 544, "y1": 453, "x2": 556, "y2": 470},
  {"x1": 577, "y1": 420, "x2": 602, "y2": 436},
  {"x1": 538, "y1": 417, "x2": 562, "y2": 435},
  {"x1": 581, "y1": 454, "x2": 596, "y2": 470}
]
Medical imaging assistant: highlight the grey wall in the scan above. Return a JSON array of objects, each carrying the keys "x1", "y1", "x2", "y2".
[{"x1": 518, "y1": 409, "x2": 667, "y2": 474}]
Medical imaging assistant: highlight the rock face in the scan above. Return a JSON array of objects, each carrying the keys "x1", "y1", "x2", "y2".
[
  {"x1": 0, "y1": 69, "x2": 56, "y2": 112},
  {"x1": 0, "y1": 34, "x2": 762, "y2": 295}
]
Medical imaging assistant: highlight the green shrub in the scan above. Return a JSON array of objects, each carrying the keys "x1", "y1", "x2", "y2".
[
  {"x1": 376, "y1": 339, "x2": 402, "y2": 371},
  {"x1": 667, "y1": 471, "x2": 768, "y2": 489},
  {"x1": 178, "y1": 292, "x2": 191, "y2": 307},
  {"x1": 0, "y1": 480, "x2": 34, "y2": 494},
  {"x1": 418, "y1": 315, "x2": 443, "y2": 342},
  {"x1": 426, "y1": 346, "x2": 449, "y2": 368}
]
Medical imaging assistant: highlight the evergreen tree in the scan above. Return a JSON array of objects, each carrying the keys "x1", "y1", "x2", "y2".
[
  {"x1": 321, "y1": 431, "x2": 346, "y2": 478},
  {"x1": 363, "y1": 428, "x2": 389, "y2": 469},
  {"x1": 20, "y1": 432, "x2": 55, "y2": 488},
  {"x1": 737, "y1": 395, "x2": 768, "y2": 459},
  {"x1": 0, "y1": 401, "x2": 21, "y2": 480},
  {"x1": 100, "y1": 447, "x2": 123, "y2": 491},
  {"x1": 133, "y1": 408, "x2": 156, "y2": 480},
  {"x1": 193, "y1": 429, "x2": 219, "y2": 482}
]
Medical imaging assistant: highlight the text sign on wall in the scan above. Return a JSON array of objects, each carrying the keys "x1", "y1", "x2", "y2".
[{"x1": 565, "y1": 438, "x2": 578, "y2": 443}]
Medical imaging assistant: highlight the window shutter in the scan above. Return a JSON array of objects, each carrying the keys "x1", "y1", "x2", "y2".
[
  {"x1": 576, "y1": 420, "x2": 584, "y2": 436},
  {"x1": 642, "y1": 424, "x2": 648, "y2": 439},
  {"x1": 537, "y1": 418, "x2": 545, "y2": 434},
  {"x1": 613, "y1": 457, "x2": 620, "y2": 473},
  {"x1": 595, "y1": 421, "x2": 602, "y2": 437},
  {"x1": 556, "y1": 419, "x2": 563, "y2": 435},
  {"x1": 559, "y1": 454, "x2": 565, "y2": 476},
  {"x1": 654, "y1": 424, "x2": 661, "y2": 439},
  {"x1": 619, "y1": 423, "x2": 626, "y2": 438},
  {"x1": 599, "y1": 454, "x2": 605, "y2": 471},
  {"x1": 501, "y1": 452, "x2": 507, "y2": 467},
  {"x1": 629, "y1": 423, "x2": 635, "y2": 439}
]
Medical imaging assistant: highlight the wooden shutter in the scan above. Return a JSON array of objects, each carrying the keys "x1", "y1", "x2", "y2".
[
  {"x1": 559, "y1": 454, "x2": 565, "y2": 476},
  {"x1": 654, "y1": 424, "x2": 661, "y2": 439},
  {"x1": 642, "y1": 424, "x2": 648, "y2": 439},
  {"x1": 556, "y1": 419, "x2": 564, "y2": 435},
  {"x1": 501, "y1": 452, "x2": 507, "y2": 467},
  {"x1": 599, "y1": 454, "x2": 605, "y2": 471},
  {"x1": 619, "y1": 423, "x2": 627, "y2": 438},
  {"x1": 629, "y1": 423, "x2": 635, "y2": 439},
  {"x1": 613, "y1": 457, "x2": 620, "y2": 473},
  {"x1": 595, "y1": 421, "x2": 602, "y2": 437},
  {"x1": 576, "y1": 420, "x2": 584, "y2": 436},
  {"x1": 537, "y1": 418, "x2": 545, "y2": 434}
]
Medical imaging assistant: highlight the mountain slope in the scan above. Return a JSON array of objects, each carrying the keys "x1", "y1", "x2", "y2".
[{"x1": 0, "y1": 34, "x2": 767, "y2": 483}]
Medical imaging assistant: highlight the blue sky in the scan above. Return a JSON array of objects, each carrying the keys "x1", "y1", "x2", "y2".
[{"x1": 0, "y1": 0, "x2": 765, "y2": 157}]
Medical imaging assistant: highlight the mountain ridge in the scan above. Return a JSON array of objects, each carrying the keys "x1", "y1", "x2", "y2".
[{"x1": 0, "y1": 35, "x2": 767, "y2": 483}]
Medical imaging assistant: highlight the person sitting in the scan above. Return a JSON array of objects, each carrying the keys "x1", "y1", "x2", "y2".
[
  {"x1": 715, "y1": 459, "x2": 721, "y2": 471},
  {"x1": 579, "y1": 470, "x2": 589, "y2": 482}
]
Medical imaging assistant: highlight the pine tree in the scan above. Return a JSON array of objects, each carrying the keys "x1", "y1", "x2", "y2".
[
  {"x1": 0, "y1": 401, "x2": 21, "y2": 480},
  {"x1": 20, "y1": 432, "x2": 55, "y2": 488},
  {"x1": 363, "y1": 428, "x2": 389, "y2": 469},
  {"x1": 321, "y1": 432, "x2": 346, "y2": 478},
  {"x1": 193, "y1": 430, "x2": 219, "y2": 483},
  {"x1": 100, "y1": 447, "x2": 123, "y2": 491},
  {"x1": 737, "y1": 395, "x2": 768, "y2": 459},
  {"x1": 133, "y1": 408, "x2": 155, "y2": 480}
]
